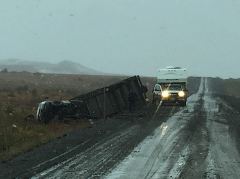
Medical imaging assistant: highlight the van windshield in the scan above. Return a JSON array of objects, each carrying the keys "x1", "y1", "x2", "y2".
[{"x1": 167, "y1": 85, "x2": 182, "y2": 91}]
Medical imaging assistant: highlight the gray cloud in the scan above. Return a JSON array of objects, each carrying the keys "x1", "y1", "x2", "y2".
[{"x1": 0, "y1": 0, "x2": 240, "y2": 78}]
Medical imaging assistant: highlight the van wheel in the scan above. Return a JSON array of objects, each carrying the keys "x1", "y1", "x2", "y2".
[{"x1": 155, "y1": 98, "x2": 161, "y2": 106}]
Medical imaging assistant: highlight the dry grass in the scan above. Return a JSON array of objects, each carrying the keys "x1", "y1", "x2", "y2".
[
  {"x1": 221, "y1": 78, "x2": 240, "y2": 98},
  {"x1": 0, "y1": 105, "x2": 90, "y2": 161},
  {"x1": 208, "y1": 77, "x2": 240, "y2": 97},
  {"x1": 208, "y1": 77, "x2": 240, "y2": 112}
]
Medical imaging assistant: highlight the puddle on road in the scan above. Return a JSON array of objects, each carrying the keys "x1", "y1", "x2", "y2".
[{"x1": 159, "y1": 122, "x2": 168, "y2": 137}]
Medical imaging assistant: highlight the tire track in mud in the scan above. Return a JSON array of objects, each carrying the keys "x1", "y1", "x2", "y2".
[
  {"x1": 218, "y1": 98, "x2": 240, "y2": 156},
  {"x1": 203, "y1": 79, "x2": 240, "y2": 179},
  {"x1": 105, "y1": 78, "x2": 206, "y2": 179},
  {"x1": 179, "y1": 78, "x2": 240, "y2": 179},
  {"x1": 143, "y1": 78, "x2": 207, "y2": 179},
  {"x1": 34, "y1": 125, "x2": 140, "y2": 178},
  {"x1": 32, "y1": 108, "x2": 177, "y2": 179},
  {"x1": 178, "y1": 82, "x2": 210, "y2": 179}
]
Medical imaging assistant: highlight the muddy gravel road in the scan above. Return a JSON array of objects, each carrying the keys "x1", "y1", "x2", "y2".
[
  {"x1": 105, "y1": 78, "x2": 240, "y2": 179},
  {"x1": 1, "y1": 77, "x2": 240, "y2": 179}
]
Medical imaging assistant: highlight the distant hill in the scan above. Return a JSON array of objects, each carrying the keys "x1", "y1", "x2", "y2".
[{"x1": 0, "y1": 59, "x2": 102, "y2": 75}]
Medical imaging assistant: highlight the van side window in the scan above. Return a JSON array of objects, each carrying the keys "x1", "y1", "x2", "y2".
[{"x1": 154, "y1": 84, "x2": 161, "y2": 91}]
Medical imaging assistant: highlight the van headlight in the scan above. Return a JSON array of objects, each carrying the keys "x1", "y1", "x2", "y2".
[
  {"x1": 178, "y1": 91, "x2": 185, "y2": 97},
  {"x1": 162, "y1": 91, "x2": 170, "y2": 98}
]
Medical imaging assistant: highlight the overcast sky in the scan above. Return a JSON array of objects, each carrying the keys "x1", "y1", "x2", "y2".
[{"x1": 0, "y1": 0, "x2": 240, "y2": 78}]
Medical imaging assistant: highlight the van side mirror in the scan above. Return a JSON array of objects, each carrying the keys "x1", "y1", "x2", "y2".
[{"x1": 154, "y1": 84, "x2": 161, "y2": 91}]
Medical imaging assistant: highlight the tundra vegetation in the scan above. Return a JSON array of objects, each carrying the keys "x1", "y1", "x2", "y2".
[{"x1": 209, "y1": 77, "x2": 240, "y2": 112}]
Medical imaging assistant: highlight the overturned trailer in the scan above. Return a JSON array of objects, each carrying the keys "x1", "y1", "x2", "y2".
[
  {"x1": 37, "y1": 76, "x2": 147, "y2": 123},
  {"x1": 71, "y1": 75, "x2": 147, "y2": 118}
]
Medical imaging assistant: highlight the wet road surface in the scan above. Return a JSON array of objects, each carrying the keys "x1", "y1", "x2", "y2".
[{"x1": 105, "y1": 78, "x2": 240, "y2": 179}]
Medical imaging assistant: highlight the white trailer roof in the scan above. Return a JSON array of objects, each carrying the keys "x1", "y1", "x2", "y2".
[{"x1": 157, "y1": 67, "x2": 188, "y2": 84}]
